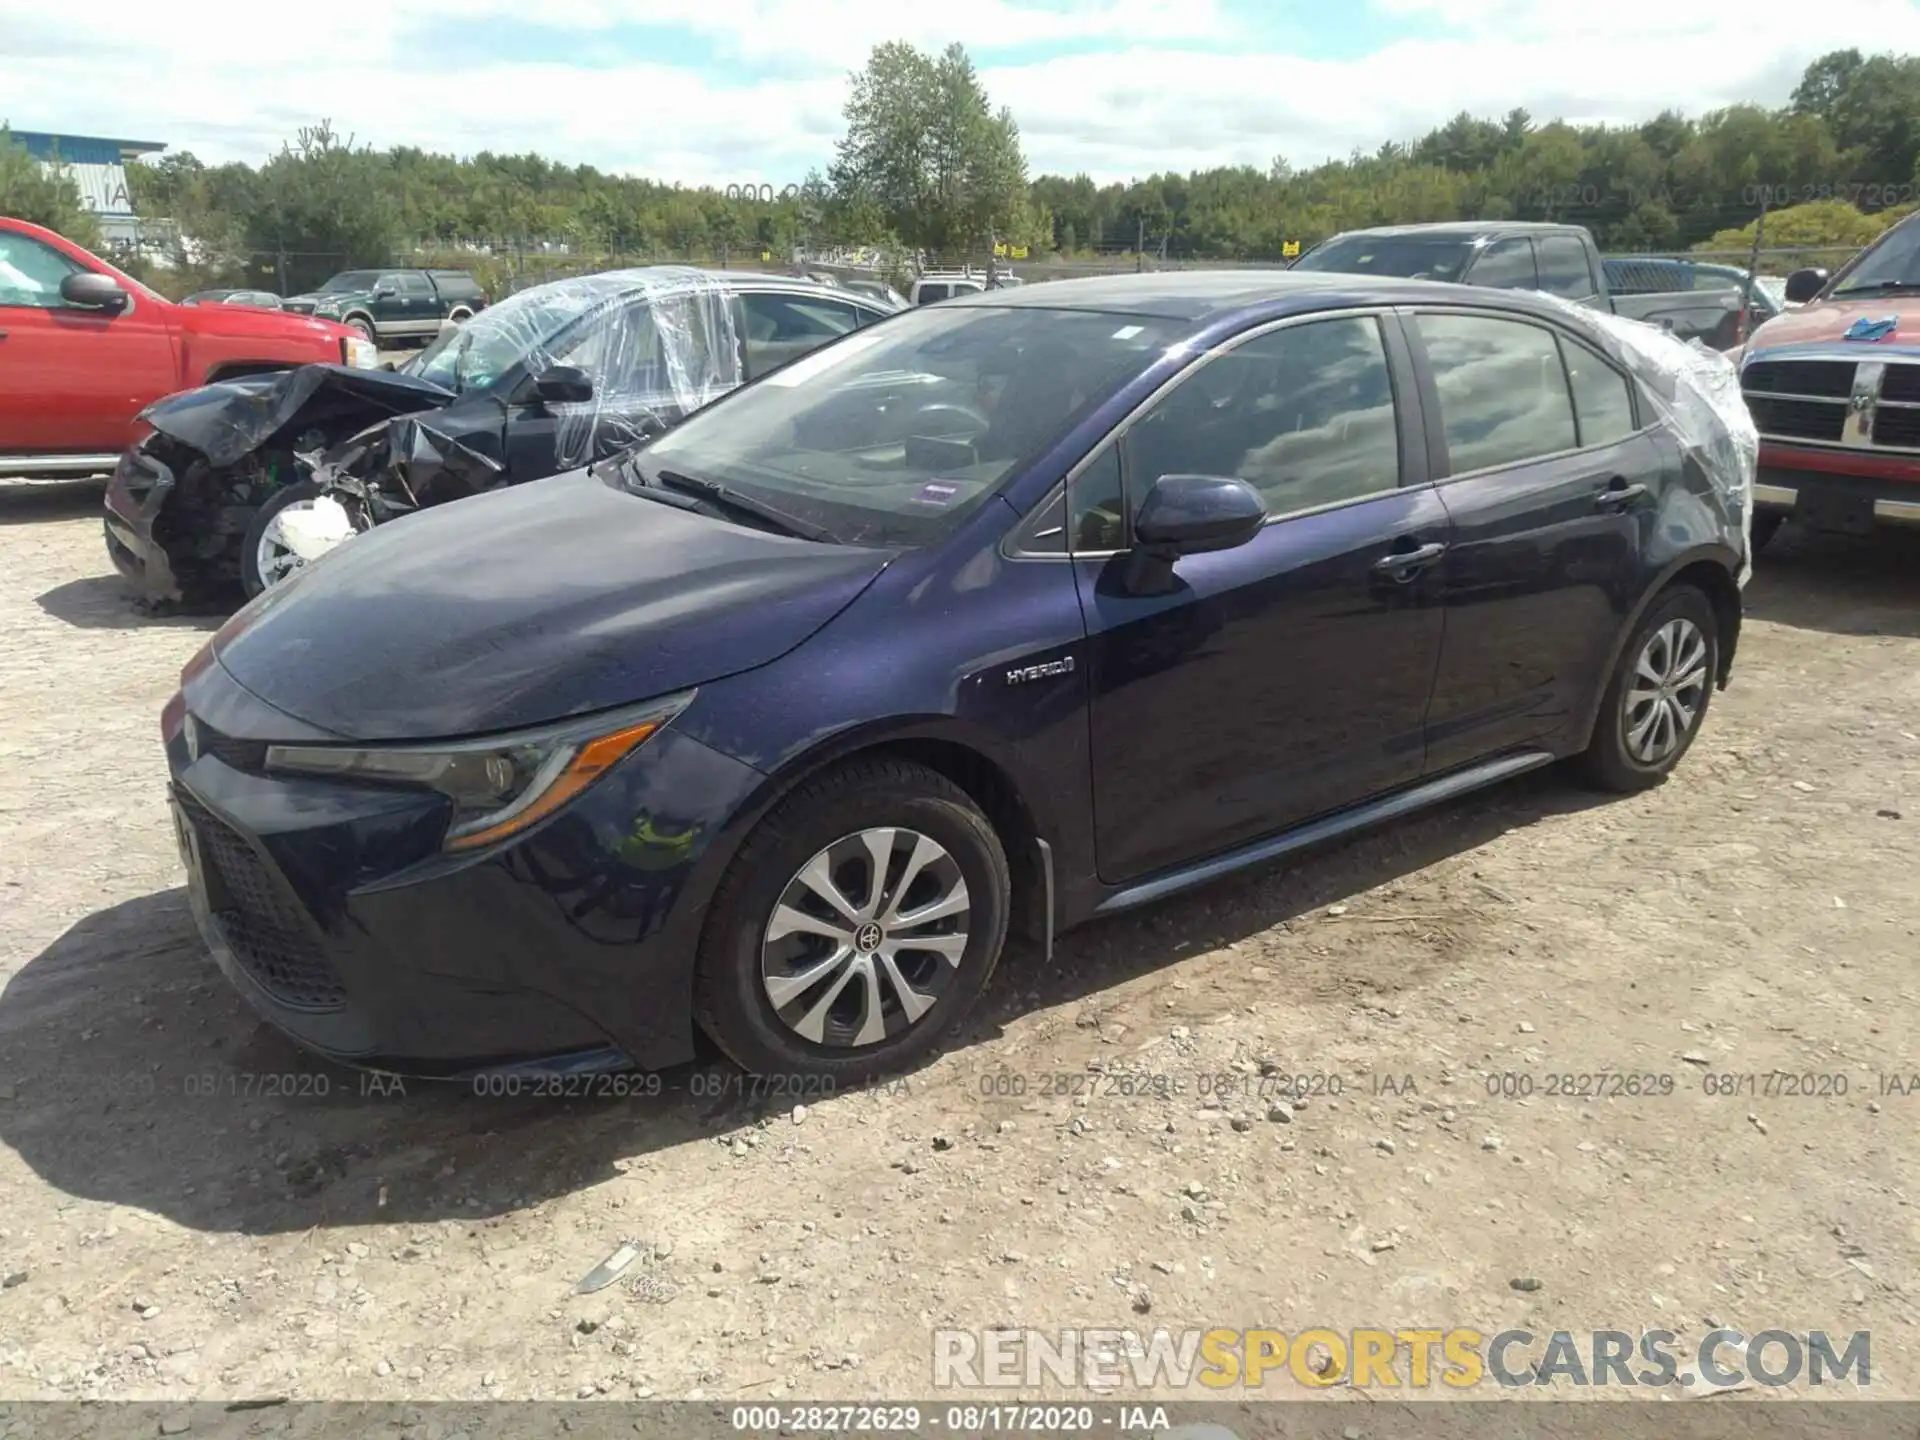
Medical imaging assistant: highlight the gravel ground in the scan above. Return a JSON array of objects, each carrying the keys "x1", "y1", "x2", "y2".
[{"x1": 1, "y1": 482, "x2": 1916, "y2": 1406}]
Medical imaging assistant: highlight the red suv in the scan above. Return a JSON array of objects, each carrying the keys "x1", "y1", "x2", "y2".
[{"x1": 0, "y1": 217, "x2": 373, "y2": 481}]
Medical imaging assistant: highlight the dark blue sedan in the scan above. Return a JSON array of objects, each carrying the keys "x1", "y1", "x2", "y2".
[{"x1": 162, "y1": 271, "x2": 1747, "y2": 1081}]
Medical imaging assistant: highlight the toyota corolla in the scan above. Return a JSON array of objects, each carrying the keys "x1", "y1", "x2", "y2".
[{"x1": 162, "y1": 272, "x2": 1751, "y2": 1082}]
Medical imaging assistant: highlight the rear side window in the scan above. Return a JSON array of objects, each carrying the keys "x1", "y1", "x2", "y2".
[
  {"x1": 1415, "y1": 313, "x2": 1577, "y2": 473},
  {"x1": 1466, "y1": 238, "x2": 1539, "y2": 291},
  {"x1": 1558, "y1": 335, "x2": 1638, "y2": 447},
  {"x1": 1536, "y1": 236, "x2": 1595, "y2": 299}
]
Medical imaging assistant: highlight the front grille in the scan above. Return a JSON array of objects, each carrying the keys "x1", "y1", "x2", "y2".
[
  {"x1": 1879, "y1": 363, "x2": 1920, "y2": 404},
  {"x1": 193, "y1": 719, "x2": 268, "y2": 774},
  {"x1": 1742, "y1": 359, "x2": 1856, "y2": 398},
  {"x1": 177, "y1": 791, "x2": 347, "y2": 1012},
  {"x1": 1744, "y1": 394, "x2": 1847, "y2": 443},
  {"x1": 1873, "y1": 406, "x2": 1920, "y2": 448}
]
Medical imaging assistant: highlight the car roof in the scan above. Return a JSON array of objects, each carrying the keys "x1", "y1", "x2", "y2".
[
  {"x1": 938, "y1": 268, "x2": 1591, "y2": 323},
  {"x1": 1327, "y1": 221, "x2": 1589, "y2": 239}
]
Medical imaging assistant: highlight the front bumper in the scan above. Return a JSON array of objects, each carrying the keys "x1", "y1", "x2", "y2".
[
  {"x1": 104, "y1": 438, "x2": 183, "y2": 604},
  {"x1": 1754, "y1": 444, "x2": 1920, "y2": 534},
  {"x1": 165, "y1": 660, "x2": 765, "y2": 1076}
]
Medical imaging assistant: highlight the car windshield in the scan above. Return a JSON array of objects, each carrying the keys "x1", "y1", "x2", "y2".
[
  {"x1": 404, "y1": 279, "x2": 632, "y2": 394},
  {"x1": 1291, "y1": 234, "x2": 1474, "y2": 281},
  {"x1": 1830, "y1": 216, "x2": 1920, "y2": 295},
  {"x1": 320, "y1": 271, "x2": 383, "y2": 293},
  {"x1": 628, "y1": 303, "x2": 1188, "y2": 547}
]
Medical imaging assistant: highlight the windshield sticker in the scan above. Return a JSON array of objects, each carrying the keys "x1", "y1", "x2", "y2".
[
  {"x1": 1844, "y1": 315, "x2": 1899, "y2": 342},
  {"x1": 911, "y1": 480, "x2": 962, "y2": 506},
  {"x1": 1111, "y1": 324, "x2": 1145, "y2": 340}
]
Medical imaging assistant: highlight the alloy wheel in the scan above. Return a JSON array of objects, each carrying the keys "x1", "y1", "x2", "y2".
[
  {"x1": 256, "y1": 500, "x2": 318, "y2": 587},
  {"x1": 1623, "y1": 617, "x2": 1709, "y2": 766},
  {"x1": 760, "y1": 827, "x2": 972, "y2": 1048}
]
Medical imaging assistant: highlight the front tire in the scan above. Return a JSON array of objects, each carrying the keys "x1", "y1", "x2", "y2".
[
  {"x1": 694, "y1": 758, "x2": 1010, "y2": 1080},
  {"x1": 1575, "y1": 585, "x2": 1719, "y2": 793},
  {"x1": 1750, "y1": 511, "x2": 1785, "y2": 555},
  {"x1": 346, "y1": 316, "x2": 376, "y2": 343},
  {"x1": 240, "y1": 479, "x2": 324, "y2": 597}
]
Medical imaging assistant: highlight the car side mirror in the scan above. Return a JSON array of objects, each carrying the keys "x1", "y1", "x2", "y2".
[
  {"x1": 1121, "y1": 474, "x2": 1265, "y2": 593},
  {"x1": 1784, "y1": 267, "x2": 1828, "y2": 305},
  {"x1": 372, "y1": 283, "x2": 397, "y2": 298},
  {"x1": 60, "y1": 272, "x2": 129, "y2": 312},
  {"x1": 532, "y1": 364, "x2": 595, "y2": 405}
]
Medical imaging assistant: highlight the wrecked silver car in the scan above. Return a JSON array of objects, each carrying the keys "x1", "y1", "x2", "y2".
[{"x1": 102, "y1": 267, "x2": 899, "y2": 605}]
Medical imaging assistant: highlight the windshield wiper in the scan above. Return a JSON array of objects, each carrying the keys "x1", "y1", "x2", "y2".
[
  {"x1": 1831, "y1": 279, "x2": 1920, "y2": 297},
  {"x1": 650, "y1": 469, "x2": 835, "y2": 543}
]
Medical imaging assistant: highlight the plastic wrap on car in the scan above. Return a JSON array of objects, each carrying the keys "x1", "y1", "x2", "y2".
[
  {"x1": 1538, "y1": 295, "x2": 1760, "y2": 583},
  {"x1": 450, "y1": 266, "x2": 744, "y2": 470}
]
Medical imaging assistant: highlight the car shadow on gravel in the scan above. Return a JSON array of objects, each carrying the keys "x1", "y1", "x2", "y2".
[
  {"x1": 35, "y1": 574, "x2": 229, "y2": 631},
  {"x1": 1743, "y1": 524, "x2": 1920, "y2": 639},
  {"x1": 0, "y1": 767, "x2": 1606, "y2": 1237}
]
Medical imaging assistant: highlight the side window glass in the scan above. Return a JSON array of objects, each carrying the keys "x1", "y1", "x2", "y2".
[
  {"x1": 0, "y1": 234, "x2": 82, "y2": 308},
  {"x1": 1068, "y1": 444, "x2": 1126, "y2": 553},
  {"x1": 740, "y1": 293, "x2": 860, "y2": 380},
  {"x1": 1466, "y1": 238, "x2": 1539, "y2": 291},
  {"x1": 1537, "y1": 237, "x2": 1592, "y2": 298},
  {"x1": 1120, "y1": 316, "x2": 1400, "y2": 518},
  {"x1": 1415, "y1": 313, "x2": 1578, "y2": 473},
  {"x1": 402, "y1": 274, "x2": 433, "y2": 296},
  {"x1": 1017, "y1": 488, "x2": 1068, "y2": 554},
  {"x1": 1559, "y1": 334, "x2": 1637, "y2": 447},
  {"x1": 553, "y1": 300, "x2": 663, "y2": 394}
]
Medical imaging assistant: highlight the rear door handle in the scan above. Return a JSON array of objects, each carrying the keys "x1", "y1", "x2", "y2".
[
  {"x1": 1594, "y1": 478, "x2": 1648, "y2": 511},
  {"x1": 1373, "y1": 540, "x2": 1447, "y2": 579}
]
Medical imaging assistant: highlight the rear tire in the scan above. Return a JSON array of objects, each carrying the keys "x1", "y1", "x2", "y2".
[
  {"x1": 693, "y1": 759, "x2": 1010, "y2": 1081},
  {"x1": 1574, "y1": 585, "x2": 1719, "y2": 794},
  {"x1": 240, "y1": 479, "x2": 324, "y2": 597}
]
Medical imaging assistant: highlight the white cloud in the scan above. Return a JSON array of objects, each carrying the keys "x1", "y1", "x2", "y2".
[{"x1": 4, "y1": 0, "x2": 1917, "y2": 188}]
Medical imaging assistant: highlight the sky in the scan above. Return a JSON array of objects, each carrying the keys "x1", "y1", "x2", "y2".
[{"x1": 7, "y1": 0, "x2": 1920, "y2": 187}]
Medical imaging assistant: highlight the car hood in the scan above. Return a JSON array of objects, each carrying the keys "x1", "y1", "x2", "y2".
[
  {"x1": 141, "y1": 364, "x2": 458, "y2": 469},
  {"x1": 1745, "y1": 295, "x2": 1920, "y2": 352},
  {"x1": 211, "y1": 468, "x2": 897, "y2": 741}
]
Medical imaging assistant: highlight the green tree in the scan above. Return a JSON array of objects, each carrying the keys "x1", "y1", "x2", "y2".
[
  {"x1": 828, "y1": 41, "x2": 1029, "y2": 255},
  {"x1": 0, "y1": 126, "x2": 102, "y2": 247}
]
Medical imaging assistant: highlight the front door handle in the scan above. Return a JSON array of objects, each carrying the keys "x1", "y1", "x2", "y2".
[
  {"x1": 1373, "y1": 540, "x2": 1447, "y2": 580},
  {"x1": 1594, "y1": 478, "x2": 1648, "y2": 511}
]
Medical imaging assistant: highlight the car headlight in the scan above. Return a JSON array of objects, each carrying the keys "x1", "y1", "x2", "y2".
[
  {"x1": 343, "y1": 335, "x2": 380, "y2": 369},
  {"x1": 263, "y1": 692, "x2": 693, "y2": 852}
]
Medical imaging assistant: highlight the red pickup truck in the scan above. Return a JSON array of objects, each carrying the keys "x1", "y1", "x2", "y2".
[{"x1": 0, "y1": 216, "x2": 373, "y2": 481}]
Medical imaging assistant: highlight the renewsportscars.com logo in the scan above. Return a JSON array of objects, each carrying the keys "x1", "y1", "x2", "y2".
[{"x1": 932, "y1": 1327, "x2": 1871, "y2": 1391}]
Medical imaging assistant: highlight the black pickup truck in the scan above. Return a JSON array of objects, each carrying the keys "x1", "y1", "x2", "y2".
[
  {"x1": 1290, "y1": 222, "x2": 1748, "y2": 348},
  {"x1": 281, "y1": 268, "x2": 488, "y2": 345}
]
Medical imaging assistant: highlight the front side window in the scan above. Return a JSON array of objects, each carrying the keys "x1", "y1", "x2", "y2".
[
  {"x1": 1415, "y1": 313, "x2": 1577, "y2": 473},
  {"x1": 0, "y1": 233, "x2": 83, "y2": 308},
  {"x1": 631, "y1": 304, "x2": 1186, "y2": 547},
  {"x1": 740, "y1": 293, "x2": 864, "y2": 380},
  {"x1": 1069, "y1": 444, "x2": 1127, "y2": 553},
  {"x1": 1121, "y1": 316, "x2": 1401, "y2": 518},
  {"x1": 321, "y1": 271, "x2": 381, "y2": 293},
  {"x1": 398, "y1": 273, "x2": 433, "y2": 296},
  {"x1": 1465, "y1": 238, "x2": 1540, "y2": 291}
]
